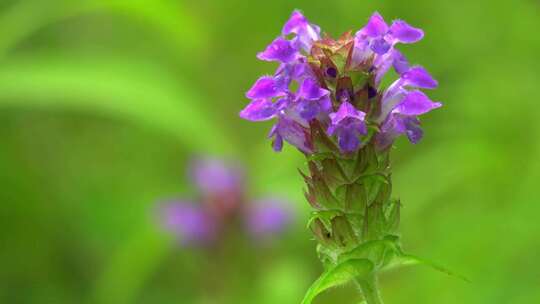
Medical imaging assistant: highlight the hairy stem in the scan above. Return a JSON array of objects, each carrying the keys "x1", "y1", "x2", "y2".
[{"x1": 357, "y1": 274, "x2": 384, "y2": 304}]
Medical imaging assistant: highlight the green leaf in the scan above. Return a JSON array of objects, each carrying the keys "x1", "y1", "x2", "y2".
[
  {"x1": 386, "y1": 254, "x2": 470, "y2": 282},
  {"x1": 0, "y1": 54, "x2": 235, "y2": 154},
  {"x1": 339, "y1": 239, "x2": 397, "y2": 269},
  {"x1": 301, "y1": 258, "x2": 374, "y2": 304}
]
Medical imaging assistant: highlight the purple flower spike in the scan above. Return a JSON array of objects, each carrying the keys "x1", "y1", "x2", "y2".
[
  {"x1": 161, "y1": 202, "x2": 215, "y2": 245},
  {"x1": 246, "y1": 198, "x2": 291, "y2": 240},
  {"x1": 246, "y1": 76, "x2": 285, "y2": 99},
  {"x1": 328, "y1": 102, "x2": 367, "y2": 152},
  {"x1": 191, "y1": 158, "x2": 243, "y2": 195},
  {"x1": 402, "y1": 66, "x2": 438, "y2": 89},
  {"x1": 394, "y1": 90, "x2": 442, "y2": 116},
  {"x1": 240, "y1": 13, "x2": 444, "y2": 302},
  {"x1": 257, "y1": 37, "x2": 299, "y2": 63},
  {"x1": 389, "y1": 20, "x2": 424, "y2": 44},
  {"x1": 282, "y1": 10, "x2": 321, "y2": 52}
]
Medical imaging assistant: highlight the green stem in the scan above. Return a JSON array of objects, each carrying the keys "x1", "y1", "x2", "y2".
[{"x1": 356, "y1": 274, "x2": 384, "y2": 304}]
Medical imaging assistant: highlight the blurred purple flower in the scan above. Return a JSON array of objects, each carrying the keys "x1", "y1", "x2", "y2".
[
  {"x1": 161, "y1": 201, "x2": 216, "y2": 245},
  {"x1": 190, "y1": 158, "x2": 244, "y2": 196},
  {"x1": 159, "y1": 158, "x2": 292, "y2": 247},
  {"x1": 245, "y1": 198, "x2": 292, "y2": 240}
]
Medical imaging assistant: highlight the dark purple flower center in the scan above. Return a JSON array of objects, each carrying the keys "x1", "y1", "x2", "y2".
[
  {"x1": 368, "y1": 86, "x2": 378, "y2": 99},
  {"x1": 326, "y1": 67, "x2": 337, "y2": 78}
]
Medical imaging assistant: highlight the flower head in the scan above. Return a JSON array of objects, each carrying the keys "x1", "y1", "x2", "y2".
[{"x1": 241, "y1": 10, "x2": 440, "y2": 154}]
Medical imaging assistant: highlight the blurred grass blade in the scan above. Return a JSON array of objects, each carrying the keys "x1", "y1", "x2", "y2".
[
  {"x1": 93, "y1": 223, "x2": 172, "y2": 304},
  {"x1": 0, "y1": 1, "x2": 82, "y2": 56},
  {"x1": 0, "y1": 54, "x2": 235, "y2": 153},
  {"x1": 0, "y1": 0, "x2": 206, "y2": 57},
  {"x1": 90, "y1": 0, "x2": 208, "y2": 54}
]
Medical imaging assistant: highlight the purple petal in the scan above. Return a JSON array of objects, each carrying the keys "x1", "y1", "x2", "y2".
[
  {"x1": 282, "y1": 10, "x2": 309, "y2": 35},
  {"x1": 374, "y1": 115, "x2": 400, "y2": 150},
  {"x1": 328, "y1": 102, "x2": 367, "y2": 153},
  {"x1": 361, "y1": 12, "x2": 389, "y2": 37},
  {"x1": 272, "y1": 117, "x2": 312, "y2": 153},
  {"x1": 257, "y1": 37, "x2": 299, "y2": 63},
  {"x1": 394, "y1": 90, "x2": 442, "y2": 116},
  {"x1": 402, "y1": 66, "x2": 438, "y2": 89},
  {"x1": 274, "y1": 65, "x2": 293, "y2": 90},
  {"x1": 374, "y1": 131, "x2": 395, "y2": 151},
  {"x1": 370, "y1": 37, "x2": 391, "y2": 54},
  {"x1": 246, "y1": 76, "x2": 284, "y2": 99},
  {"x1": 268, "y1": 124, "x2": 284, "y2": 152},
  {"x1": 318, "y1": 94, "x2": 332, "y2": 114},
  {"x1": 351, "y1": 36, "x2": 371, "y2": 66},
  {"x1": 282, "y1": 10, "x2": 320, "y2": 51},
  {"x1": 389, "y1": 20, "x2": 424, "y2": 43},
  {"x1": 403, "y1": 116, "x2": 424, "y2": 144},
  {"x1": 296, "y1": 99, "x2": 320, "y2": 121},
  {"x1": 378, "y1": 82, "x2": 407, "y2": 123},
  {"x1": 161, "y1": 202, "x2": 215, "y2": 245},
  {"x1": 329, "y1": 101, "x2": 366, "y2": 126},
  {"x1": 274, "y1": 60, "x2": 314, "y2": 89},
  {"x1": 292, "y1": 59, "x2": 314, "y2": 79},
  {"x1": 191, "y1": 158, "x2": 243, "y2": 195},
  {"x1": 373, "y1": 51, "x2": 394, "y2": 85},
  {"x1": 246, "y1": 198, "x2": 291, "y2": 239},
  {"x1": 337, "y1": 128, "x2": 361, "y2": 153},
  {"x1": 272, "y1": 133, "x2": 284, "y2": 151},
  {"x1": 392, "y1": 49, "x2": 410, "y2": 75},
  {"x1": 298, "y1": 78, "x2": 329, "y2": 100},
  {"x1": 375, "y1": 114, "x2": 425, "y2": 149},
  {"x1": 240, "y1": 99, "x2": 278, "y2": 121}
]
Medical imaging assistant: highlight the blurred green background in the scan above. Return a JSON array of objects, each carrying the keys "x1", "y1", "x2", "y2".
[{"x1": 1, "y1": 0, "x2": 539, "y2": 303}]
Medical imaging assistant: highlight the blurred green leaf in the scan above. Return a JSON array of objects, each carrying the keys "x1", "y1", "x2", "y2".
[
  {"x1": 0, "y1": 0, "x2": 206, "y2": 57},
  {"x1": 301, "y1": 258, "x2": 373, "y2": 304},
  {"x1": 0, "y1": 54, "x2": 235, "y2": 153},
  {"x1": 0, "y1": 1, "x2": 81, "y2": 56},
  {"x1": 92, "y1": 222, "x2": 172, "y2": 304},
  {"x1": 89, "y1": 0, "x2": 208, "y2": 53}
]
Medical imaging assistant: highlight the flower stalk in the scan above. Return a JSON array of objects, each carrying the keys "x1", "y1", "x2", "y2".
[{"x1": 357, "y1": 275, "x2": 384, "y2": 304}]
